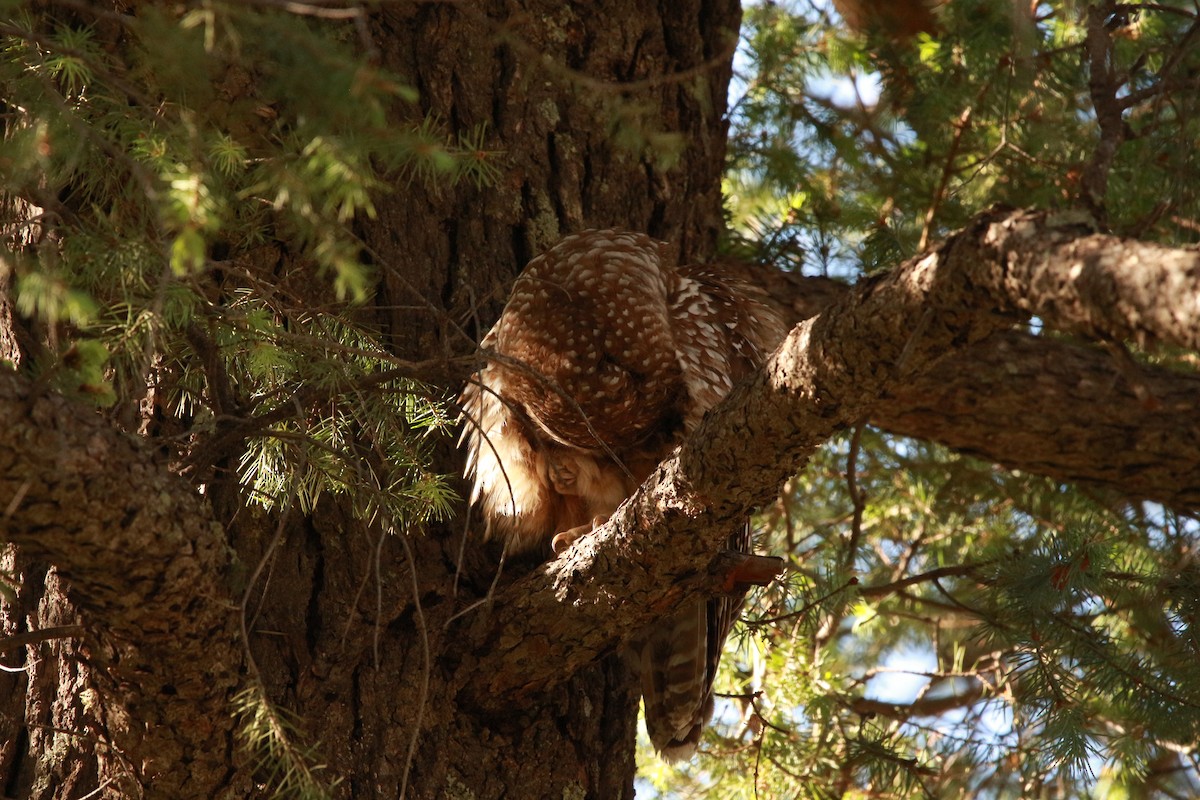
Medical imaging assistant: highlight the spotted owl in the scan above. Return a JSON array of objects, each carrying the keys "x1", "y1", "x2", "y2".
[{"x1": 460, "y1": 229, "x2": 786, "y2": 760}]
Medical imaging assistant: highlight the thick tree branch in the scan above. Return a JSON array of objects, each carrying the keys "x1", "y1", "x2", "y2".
[
  {"x1": 4, "y1": 208, "x2": 1197, "y2": 778},
  {"x1": 0, "y1": 374, "x2": 242, "y2": 799},
  {"x1": 971, "y1": 213, "x2": 1199, "y2": 350},
  {"x1": 459, "y1": 207, "x2": 1200, "y2": 705},
  {"x1": 764, "y1": 275, "x2": 1200, "y2": 511},
  {"x1": 849, "y1": 679, "x2": 989, "y2": 721}
]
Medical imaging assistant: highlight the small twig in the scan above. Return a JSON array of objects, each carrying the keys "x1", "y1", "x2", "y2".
[
  {"x1": 476, "y1": 348, "x2": 639, "y2": 485},
  {"x1": 456, "y1": 374, "x2": 528, "y2": 521},
  {"x1": 74, "y1": 777, "x2": 117, "y2": 800},
  {"x1": 753, "y1": 717, "x2": 764, "y2": 800},
  {"x1": 372, "y1": 526, "x2": 387, "y2": 669},
  {"x1": 452, "y1": 285, "x2": 488, "y2": 602},
  {"x1": 1119, "y1": 74, "x2": 1200, "y2": 110},
  {"x1": 0, "y1": 624, "x2": 86, "y2": 654},
  {"x1": 919, "y1": 104, "x2": 975, "y2": 252},
  {"x1": 842, "y1": 425, "x2": 866, "y2": 573},
  {"x1": 744, "y1": 577, "x2": 858, "y2": 628},
  {"x1": 918, "y1": 61, "x2": 1002, "y2": 251},
  {"x1": 3, "y1": 479, "x2": 31, "y2": 520},
  {"x1": 351, "y1": 7, "x2": 380, "y2": 62},
  {"x1": 268, "y1": 0, "x2": 365, "y2": 20},
  {"x1": 240, "y1": 483, "x2": 297, "y2": 683},
  {"x1": 1080, "y1": 3, "x2": 1128, "y2": 225},
  {"x1": 1115, "y1": 2, "x2": 1197, "y2": 20},
  {"x1": 185, "y1": 322, "x2": 239, "y2": 417},
  {"x1": 848, "y1": 679, "x2": 989, "y2": 720},
  {"x1": 240, "y1": 494, "x2": 294, "y2": 642},
  {"x1": 859, "y1": 563, "x2": 991, "y2": 599}
]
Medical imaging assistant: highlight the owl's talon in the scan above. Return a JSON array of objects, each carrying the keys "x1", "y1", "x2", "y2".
[
  {"x1": 550, "y1": 529, "x2": 579, "y2": 555},
  {"x1": 551, "y1": 514, "x2": 611, "y2": 556}
]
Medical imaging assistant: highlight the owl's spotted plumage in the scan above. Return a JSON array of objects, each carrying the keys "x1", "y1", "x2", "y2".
[{"x1": 461, "y1": 230, "x2": 785, "y2": 759}]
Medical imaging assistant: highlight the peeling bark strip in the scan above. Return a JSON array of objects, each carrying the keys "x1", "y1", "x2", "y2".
[
  {"x1": 0, "y1": 376, "x2": 241, "y2": 798},
  {"x1": 462, "y1": 207, "x2": 1200, "y2": 702}
]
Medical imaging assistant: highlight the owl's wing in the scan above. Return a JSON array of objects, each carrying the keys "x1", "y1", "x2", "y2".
[{"x1": 461, "y1": 231, "x2": 786, "y2": 761}]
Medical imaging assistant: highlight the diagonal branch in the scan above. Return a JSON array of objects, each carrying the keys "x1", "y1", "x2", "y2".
[
  {"x1": 458, "y1": 207, "x2": 1200, "y2": 705},
  {"x1": 3, "y1": 208, "x2": 1197, "y2": 762}
]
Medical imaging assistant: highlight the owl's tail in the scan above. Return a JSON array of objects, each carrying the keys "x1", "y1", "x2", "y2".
[
  {"x1": 639, "y1": 523, "x2": 754, "y2": 761},
  {"x1": 639, "y1": 598, "x2": 714, "y2": 761}
]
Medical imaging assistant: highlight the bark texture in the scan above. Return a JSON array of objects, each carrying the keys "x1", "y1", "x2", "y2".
[
  {"x1": 764, "y1": 273, "x2": 1200, "y2": 511},
  {"x1": 876, "y1": 329, "x2": 1200, "y2": 510},
  {"x1": 0, "y1": 377, "x2": 241, "y2": 797}
]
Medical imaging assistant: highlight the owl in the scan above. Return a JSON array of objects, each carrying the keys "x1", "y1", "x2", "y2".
[{"x1": 460, "y1": 230, "x2": 786, "y2": 760}]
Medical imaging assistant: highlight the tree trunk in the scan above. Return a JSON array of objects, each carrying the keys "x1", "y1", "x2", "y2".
[
  {"x1": 326, "y1": 4, "x2": 741, "y2": 797},
  {"x1": 1, "y1": 2, "x2": 742, "y2": 798}
]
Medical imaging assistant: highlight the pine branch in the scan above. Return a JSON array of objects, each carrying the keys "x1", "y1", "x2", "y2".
[{"x1": 849, "y1": 680, "x2": 990, "y2": 721}]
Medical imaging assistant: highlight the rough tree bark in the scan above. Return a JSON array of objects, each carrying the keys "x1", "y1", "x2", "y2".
[
  {"x1": 2, "y1": 6, "x2": 1199, "y2": 800},
  {"x1": 766, "y1": 278, "x2": 1200, "y2": 511}
]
